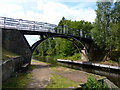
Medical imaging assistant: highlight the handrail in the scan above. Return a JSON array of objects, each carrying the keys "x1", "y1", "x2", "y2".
[
  {"x1": 0, "y1": 17, "x2": 57, "y2": 32},
  {"x1": 0, "y1": 17, "x2": 92, "y2": 39}
]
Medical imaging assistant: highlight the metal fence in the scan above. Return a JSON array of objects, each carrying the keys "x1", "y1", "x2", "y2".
[
  {"x1": 0, "y1": 17, "x2": 92, "y2": 39},
  {"x1": 0, "y1": 17, "x2": 57, "y2": 33}
]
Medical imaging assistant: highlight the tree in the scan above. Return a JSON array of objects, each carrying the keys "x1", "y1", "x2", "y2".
[
  {"x1": 91, "y1": 0, "x2": 113, "y2": 50},
  {"x1": 91, "y1": 0, "x2": 120, "y2": 61},
  {"x1": 111, "y1": 0, "x2": 120, "y2": 50}
]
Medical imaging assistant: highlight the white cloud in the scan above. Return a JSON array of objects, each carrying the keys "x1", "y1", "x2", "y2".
[
  {"x1": 0, "y1": 0, "x2": 96, "y2": 24},
  {"x1": 36, "y1": 0, "x2": 96, "y2": 23},
  {"x1": 0, "y1": 0, "x2": 96, "y2": 46}
]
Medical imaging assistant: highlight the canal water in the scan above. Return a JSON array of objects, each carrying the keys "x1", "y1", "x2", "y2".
[{"x1": 34, "y1": 57, "x2": 120, "y2": 88}]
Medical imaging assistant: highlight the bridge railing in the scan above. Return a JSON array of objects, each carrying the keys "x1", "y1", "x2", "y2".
[
  {"x1": 0, "y1": 17, "x2": 57, "y2": 33},
  {"x1": 0, "y1": 17, "x2": 92, "y2": 39},
  {"x1": 55, "y1": 25, "x2": 92, "y2": 39}
]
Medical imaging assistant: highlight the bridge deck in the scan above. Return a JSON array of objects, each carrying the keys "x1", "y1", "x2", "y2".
[{"x1": 0, "y1": 17, "x2": 92, "y2": 39}]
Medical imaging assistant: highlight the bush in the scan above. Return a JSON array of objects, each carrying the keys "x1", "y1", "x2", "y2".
[
  {"x1": 72, "y1": 53, "x2": 81, "y2": 60},
  {"x1": 62, "y1": 53, "x2": 81, "y2": 60},
  {"x1": 83, "y1": 76, "x2": 108, "y2": 89}
]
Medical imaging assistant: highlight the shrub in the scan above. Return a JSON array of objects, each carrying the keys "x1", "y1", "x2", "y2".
[
  {"x1": 72, "y1": 53, "x2": 81, "y2": 60},
  {"x1": 83, "y1": 76, "x2": 108, "y2": 89}
]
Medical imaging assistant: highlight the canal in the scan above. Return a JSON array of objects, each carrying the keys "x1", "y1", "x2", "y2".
[{"x1": 33, "y1": 57, "x2": 120, "y2": 88}]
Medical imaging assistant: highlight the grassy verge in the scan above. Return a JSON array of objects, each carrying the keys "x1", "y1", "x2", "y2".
[
  {"x1": 46, "y1": 73, "x2": 79, "y2": 88},
  {"x1": 51, "y1": 66, "x2": 106, "y2": 80},
  {"x1": 2, "y1": 73, "x2": 31, "y2": 88},
  {"x1": 2, "y1": 61, "x2": 37, "y2": 89},
  {"x1": 2, "y1": 49, "x2": 19, "y2": 61},
  {"x1": 32, "y1": 59, "x2": 47, "y2": 63}
]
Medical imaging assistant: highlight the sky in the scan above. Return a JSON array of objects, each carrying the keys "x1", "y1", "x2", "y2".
[{"x1": 0, "y1": 0, "x2": 97, "y2": 46}]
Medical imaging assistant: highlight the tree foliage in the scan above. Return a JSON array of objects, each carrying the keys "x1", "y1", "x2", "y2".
[
  {"x1": 91, "y1": 0, "x2": 120, "y2": 51},
  {"x1": 56, "y1": 17, "x2": 93, "y2": 38},
  {"x1": 33, "y1": 18, "x2": 93, "y2": 59}
]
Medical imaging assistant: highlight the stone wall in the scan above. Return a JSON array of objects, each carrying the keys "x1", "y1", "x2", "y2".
[
  {"x1": 2, "y1": 57, "x2": 24, "y2": 82},
  {"x1": 2, "y1": 29, "x2": 32, "y2": 64},
  {"x1": 2, "y1": 29, "x2": 32, "y2": 81}
]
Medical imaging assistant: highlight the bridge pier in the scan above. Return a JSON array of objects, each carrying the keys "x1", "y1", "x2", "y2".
[
  {"x1": 81, "y1": 48, "x2": 89, "y2": 61},
  {"x1": 80, "y1": 42, "x2": 105, "y2": 61}
]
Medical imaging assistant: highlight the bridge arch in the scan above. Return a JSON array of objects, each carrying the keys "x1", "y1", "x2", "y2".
[{"x1": 31, "y1": 34, "x2": 89, "y2": 60}]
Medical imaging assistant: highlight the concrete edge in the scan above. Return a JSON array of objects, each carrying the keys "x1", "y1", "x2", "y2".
[{"x1": 57, "y1": 59, "x2": 120, "y2": 70}]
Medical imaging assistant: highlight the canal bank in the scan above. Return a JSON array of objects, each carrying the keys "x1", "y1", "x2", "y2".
[
  {"x1": 57, "y1": 59, "x2": 120, "y2": 70},
  {"x1": 57, "y1": 59, "x2": 120, "y2": 88}
]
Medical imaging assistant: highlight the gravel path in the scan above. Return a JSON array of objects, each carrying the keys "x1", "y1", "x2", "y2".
[{"x1": 27, "y1": 61, "x2": 51, "y2": 88}]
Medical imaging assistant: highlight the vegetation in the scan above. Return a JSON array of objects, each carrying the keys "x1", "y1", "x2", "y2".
[
  {"x1": 2, "y1": 60, "x2": 40, "y2": 88},
  {"x1": 62, "y1": 53, "x2": 81, "y2": 60},
  {"x1": 83, "y1": 76, "x2": 108, "y2": 89},
  {"x1": 33, "y1": 19, "x2": 93, "y2": 61},
  {"x1": 2, "y1": 49, "x2": 19, "y2": 61},
  {"x1": 2, "y1": 73, "x2": 31, "y2": 88},
  {"x1": 91, "y1": 0, "x2": 120, "y2": 61},
  {"x1": 33, "y1": 38, "x2": 81, "y2": 61},
  {"x1": 46, "y1": 73, "x2": 79, "y2": 88}
]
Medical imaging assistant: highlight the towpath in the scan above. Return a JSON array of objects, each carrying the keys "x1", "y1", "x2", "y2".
[{"x1": 27, "y1": 60, "x2": 51, "y2": 88}]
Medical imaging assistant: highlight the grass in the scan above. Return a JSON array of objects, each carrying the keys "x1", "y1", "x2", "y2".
[
  {"x1": 46, "y1": 73, "x2": 79, "y2": 88},
  {"x1": 31, "y1": 59, "x2": 106, "y2": 89},
  {"x1": 2, "y1": 49, "x2": 19, "y2": 61},
  {"x1": 32, "y1": 58, "x2": 58, "y2": 67},
  {"x1": 49, "y1": 66, "x2": 106, "y2": 89},
  {"x1": 50, "y1": 66, "x2": 75, "y2": 72},
  {"x1": 32, "y1": 59, "x2": 46, "y2": 63},
  {"x1": 32, "y1": 59, "x2": 80, "y2": 88},
  {"x1": 2, "y1": 73, "x2": 32, "y2": 88},
  {"x1": 2, "y1": 60, "x2": 38, "y2": 89},
  {"x1": 51, "y1": 66, "x2": 106, "y2": 80},
  {"x1": 62, "y1": 53, "x2": 81, "y2": 61}
]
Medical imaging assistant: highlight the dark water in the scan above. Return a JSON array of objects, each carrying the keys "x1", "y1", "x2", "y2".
[{"x1": 34, "y1": 57, "x2": 120, "y2": 88}]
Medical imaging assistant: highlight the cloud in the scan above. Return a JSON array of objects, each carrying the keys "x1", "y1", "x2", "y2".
[
  {"x1": 0, "y1": 0, "x2": 96, "y2": 45},
  {"x1": 36, "y1": 0, "x2": 96, "y2": 23},
  {"x1": 0, "y1": 0, "x2": 96, "y2": 24}
]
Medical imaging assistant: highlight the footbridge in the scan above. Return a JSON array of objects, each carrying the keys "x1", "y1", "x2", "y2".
[{"x1": 1, "y1": 17, "x2": 96, "y2": 63}]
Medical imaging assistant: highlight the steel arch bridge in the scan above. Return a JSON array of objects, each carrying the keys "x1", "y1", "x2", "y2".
[{"x1": 1, "y1": 17, "x2": 94, "y2": 61}]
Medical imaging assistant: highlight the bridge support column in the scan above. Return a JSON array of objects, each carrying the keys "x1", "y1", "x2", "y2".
[{"x1": 81, "y1": 47, "x2": 89, "y2": 61}]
